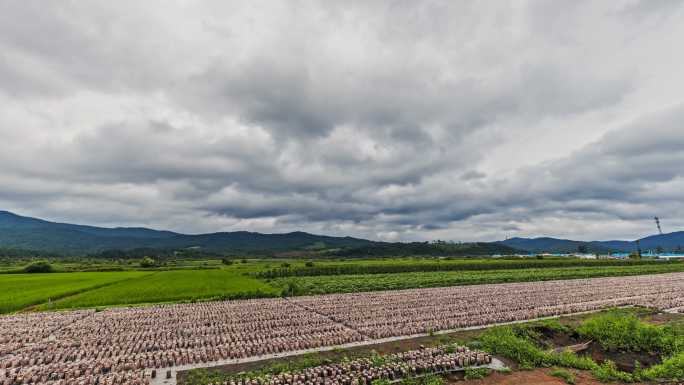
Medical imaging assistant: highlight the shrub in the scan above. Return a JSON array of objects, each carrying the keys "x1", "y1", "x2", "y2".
[
  {"x1": 591, "y1": 360, "x2": 634, "y2": 383},
  {"x1": 23, "y1": 260, "x2": 53, "y2": 273},
  {"x1": 398, "y1": 376, "x2": 418, "y2": 385},
  {"x1": 549, "y1": 368, "x2": 576, "y2": 384},
  {"x1": 281, "y1": 280, "x2": 302, "y2": 297},
  {"x1": 369, "y1": 350, "x2": 385, "y2": 367},
  {"x1": 305, "y1": 261, "x2": 315, "y2": 267},
  {"x1": 532, "y1": 319, "x2": 572, "y2": 334},
  {"x1": 463, "y1": 367, "x2": 490, "y2": 380},
  {"x1": 221, "y1": 258, "x2": 233, "y2": 265},
  {"x1": 640, "y1": 351, "x2": 684, "y2": 381},
  {"x1": 661, "y1": 323, "x2": 684, "y2": 355},
  {"x1": 551, "y1": 350, "x2": 596, "y2": 371},
  {"x1": 139, "y1": 257, "x2": 157, "y2": 268},
  {"x1": 480, "y1": 317, "x2": 650, "y2": 384},
  {"x1": 577, "y1": 310, "x2": 662, "y2": 352},
  {"x1": 421, "y1": 374, "x2": 445, "y2": 385},
  {"x1": 479, "y1": 327, "x2": 550, "y2": 368},
  {"x1": 479, "y1": 325, "x2": 623, "y2": 375}
]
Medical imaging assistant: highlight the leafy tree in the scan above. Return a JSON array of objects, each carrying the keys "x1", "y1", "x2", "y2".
[
  {"x1": 23, "y1": 260, "x2": 54, "y2": 273},
  {"x1": 139, "y1": 256, "x2": 157, "y2": 268}
]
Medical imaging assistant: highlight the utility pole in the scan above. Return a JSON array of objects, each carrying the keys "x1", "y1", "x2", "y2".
[{"x1": 655, "y1": 217, "x2": 663, "y2": 235}]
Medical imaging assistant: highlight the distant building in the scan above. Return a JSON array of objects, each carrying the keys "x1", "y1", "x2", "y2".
[
  {"x1": 610, "y1": 251, "x2": 684, "y2": 259},
  {"x1": 642, "y1": 251, "x2": 684, "y2": 259},
  {"x1": 610, "y1": 252, "x2": 630, "y2": 259}
]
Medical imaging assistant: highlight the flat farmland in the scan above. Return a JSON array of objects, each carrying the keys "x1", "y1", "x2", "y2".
[
  {"x1": 256, "y1": 258, "x2": 674, "y2": 278},
  {"x1": 289, "y1": 272, "x2": 684, "y2": 339},
  {"x1": 2, "y1": 259, "x2": 684, "y2": 313},
  {"x1": 0, "y1": 271, "x2": 151, "y2": 313},
  {"x1": 42, "y1": 269, "x2": 278, "y2": 310},
  {"x1": 2, "y1": 273, "x2": 684, "y2": 385},
  {"x1": 270, "y1": 263, "x2": 684, "y2": 294}
]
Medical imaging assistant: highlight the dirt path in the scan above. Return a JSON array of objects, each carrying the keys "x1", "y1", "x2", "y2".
[{"x1": 459, "y1": 368, "x2": 649, "y2": 385}]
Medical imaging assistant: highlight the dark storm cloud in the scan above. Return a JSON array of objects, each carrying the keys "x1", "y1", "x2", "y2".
[
  {"x1": 0, "y1": 1, "x2": 682, "y2": 241},
  {"x1": 178, "y1": 49, "x2": 632, "y2": 144}
]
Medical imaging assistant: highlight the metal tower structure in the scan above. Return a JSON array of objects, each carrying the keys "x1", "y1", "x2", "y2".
[{"x1": 655, "y1": 216, "x2": 663, "y2": 235}]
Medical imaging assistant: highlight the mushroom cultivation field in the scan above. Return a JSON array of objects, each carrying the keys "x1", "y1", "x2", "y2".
[
  {"x1": 290, "y1": 272, "x2": 684, "y2": 339},
  {"x1": 2, "y1": 273, "x2": 684, "y2": 385},
  {"x1": 202, "y1": 345, "x2": 493, "y2": 385}
]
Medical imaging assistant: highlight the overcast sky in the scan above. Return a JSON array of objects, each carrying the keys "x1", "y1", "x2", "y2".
[{"x1": 1, "y1": 1, "x2": 684, "y2": 242}]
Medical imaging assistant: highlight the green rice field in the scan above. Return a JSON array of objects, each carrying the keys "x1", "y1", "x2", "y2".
[
  {"x1": 2, "y1": 258, "x2": 684, "y2": 314},
  {"x1": 41, "y1": 269, "x2": 278, "y2": 310},
  {"x1": 0, "y1": 271, "x2": 151, "y2": 313}
]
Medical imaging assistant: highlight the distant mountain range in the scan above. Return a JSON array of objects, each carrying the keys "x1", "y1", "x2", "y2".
[
  {"x1": 0, "y1": 210, "x2": 522, "y2": 257},
  {"x1": 0, "y1": 211, "x2": 372, "y2": 254},
  {"x1": 1, "y1": 210, "x2": 682, "y2": 256},
  {"x1": 499, "y1": 232, "x2": 684, "y2": 254}
]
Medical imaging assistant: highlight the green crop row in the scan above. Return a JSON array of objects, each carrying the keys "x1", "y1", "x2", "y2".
[
  {"x1": 269, "y1": 263, "x2": 684, "y2": 295},
  {"x1": 256, "y1": 259, "x2": 679, "y2": 278}
]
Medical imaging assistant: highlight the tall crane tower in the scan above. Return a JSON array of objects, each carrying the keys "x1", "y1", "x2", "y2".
[{"x1": 655, "y1": 217, "x2": 663, "y2": 235}]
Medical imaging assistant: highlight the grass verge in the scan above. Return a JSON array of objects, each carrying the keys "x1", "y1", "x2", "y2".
[{"x1": 477, "y1": 309, "x2": 684, "y2": 383}]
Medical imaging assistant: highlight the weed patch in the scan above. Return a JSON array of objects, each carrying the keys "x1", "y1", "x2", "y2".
[{"x1": 549, "y1": 368, "x2": 576, "y2": 384}]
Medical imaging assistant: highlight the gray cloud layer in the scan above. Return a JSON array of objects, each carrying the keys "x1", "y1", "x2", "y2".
[{"x1": 1, "y1": 1, "x2": 683, "y2": 241}]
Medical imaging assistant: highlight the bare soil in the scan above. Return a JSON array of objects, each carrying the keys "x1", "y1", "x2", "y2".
[
  {"x1": 455, "y1": 368, "x2": 649, "y2": 385},
  {"x1": 526, "y1": 324, "x2": 582, "y2": 349},
  {"x1": 527, "y1": 320, "x2": 662, "y2": 373},
  {"x1": 585, "y1": 343, "x2": 660, "y2": 372}
]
